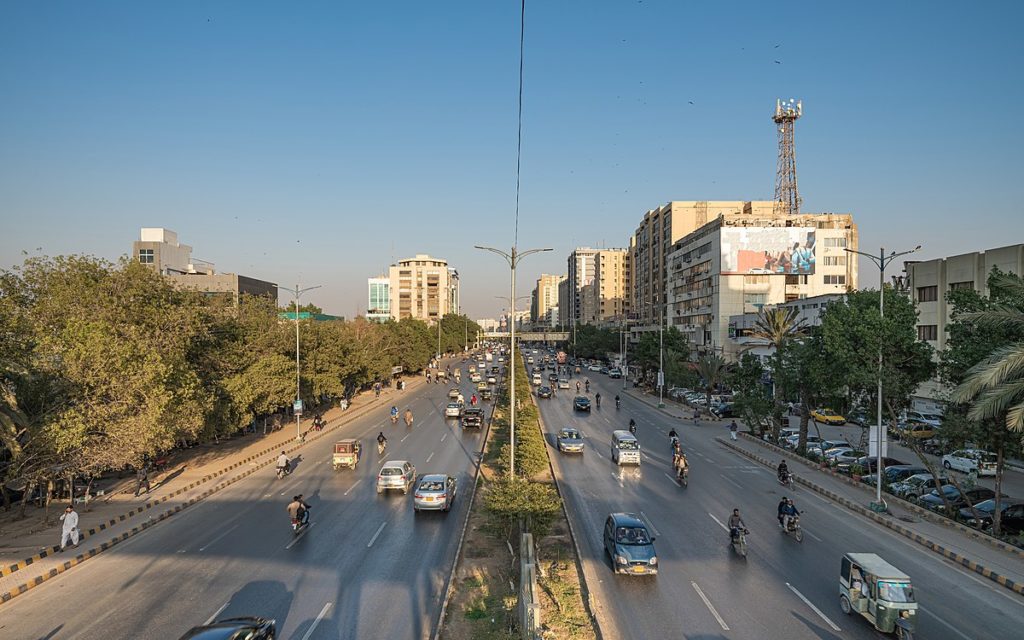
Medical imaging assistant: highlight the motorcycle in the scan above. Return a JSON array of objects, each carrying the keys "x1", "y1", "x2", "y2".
[
  {"x1": 377, "y1": 440, "x2": 387, "y2": 455},
  {"x1": 782, "y1": 515, "x2": 803, "y2": 542},
  {"x1": 615, "y1": 399, "x2": 621, "y2": 410},
  {"x1": 291, "y1": 509, "x2": 310, "y2": 533},
  {"x1": 730, "y1": 528, "x2": 749, "y2": 557},
  {"x1": 391, "y1": 414, "x2": 398, "y2": 424},
  {"x1": 276, "y1": 464, "x2": 291, "y2": 480},
  {"x1": 628, "y1": 422, "x2": 637, "y2": 435},
  {"x1": 778, "y1": 471, "x2": 795, "y2": 490}
]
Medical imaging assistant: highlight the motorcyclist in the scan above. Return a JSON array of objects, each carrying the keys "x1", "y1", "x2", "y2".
[
  {"x1": 276, "y1": 451, "x2": 291, "y2": 476},
  {"x1": 287, "y1": 495, "x2": 310, "y2": 526},
  {"x1": 585, "y1": 379, "x2": 590, "y2": 392},
  {"x1": 675, "y1": 449, "x2": 689, "y2": 480},
  {"x1": 615, "y1": 395, "x2": 621, "y2": 409},
  {"x1": 778, "y1": 460, "x2": 791, "y2": 483},
  {"x1": 777, "y1": 497, "x2": 789, "y2": 527},
  {"x1": 471, "y1": 394, "x2": 477, "y2": 406},
  {"x1": 377, "y1": 431, "x2": 388, "y2": 453},
  {"x1": 668, "y1": 428, "x2": 678, "y2": 440},
  {"x1": 595, "y1": 392, "x2": 602, "y2": 408},
  {"x1": 628, "y1": 418, "x2": 637, "y2": 434},
  {"x1": 728, "y1": 508, "x2": 747, "y2": 542},
  {"x1": 576, "y1": 381, "x2": 581, "y2": 392},
  {"x1": 781, "y1": 498, "x2": 800, "y2": 531},
  {"x1": 390, "y1": 406, "x2": 399, "y2": 423},
  {"x1": 404, "y1": 408, "x2": 414, "y2": 427}
]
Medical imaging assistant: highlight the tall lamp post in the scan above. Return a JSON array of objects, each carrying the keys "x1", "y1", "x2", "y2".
[
  {"x1": 280, "y1": 283, "x2": 322, "y2": 441},
  {"x1": 845, "y1": 245, "x2": 921, "y2": 510},
  {"x1": 476, "y1": 245, "x2": 552, "y2": 476}
]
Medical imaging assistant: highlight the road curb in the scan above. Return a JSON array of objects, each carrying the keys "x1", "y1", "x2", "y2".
[
  {"x1": 717, "y1": 437, "x2": 1024, "y2": 597},
  {"x1": 0, "y1": 383, "x2": 410, "y2": 606},
  {"x1": 736, "y1": 432, "x2": 1024, "y2": 560}
]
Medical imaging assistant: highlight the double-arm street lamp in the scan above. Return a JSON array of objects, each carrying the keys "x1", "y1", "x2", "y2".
[
  {"x1": 844, "y1": 245, "x2": 921, "y2": 510},
  {"x1": 476, "y1": 245, "x2": 552, "y2": 476},
  {"x1": 280, "y1": 283, "x2": 322, "y2": 441}
]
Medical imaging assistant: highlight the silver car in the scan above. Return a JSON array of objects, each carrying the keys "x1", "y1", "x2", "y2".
[
  {"x1": 377, "y1": 460, "x2": 416, "y2": 494},
  {"x1": 413, "y1": 474, "x2": 457, "y2": 512},
  {"x1": 557, "y1": 427, "x2": 585, "y2": 453}
]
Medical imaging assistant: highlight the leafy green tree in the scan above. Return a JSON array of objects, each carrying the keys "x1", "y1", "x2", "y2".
[
  {"x1": 752, "y1": 306, "x2": 807, "y2": 437},
  {"x1": 572, "y1": 324, "x2": 620, "y2": 360},
  {"x1": 728, "y1": 353, "x2": 773, "y2": 435},
  {"x1": 694, "y1": 354, "x2": 729, "y2": 410}
]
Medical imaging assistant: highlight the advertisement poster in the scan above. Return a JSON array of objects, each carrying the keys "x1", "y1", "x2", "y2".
[{"x1": 720, "y1": 227, "x2": 816, "y2": 275}]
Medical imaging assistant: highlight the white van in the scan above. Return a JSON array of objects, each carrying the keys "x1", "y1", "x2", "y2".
[{"x1": 611, "y1": 430, "x2": 641, "y2": 465}]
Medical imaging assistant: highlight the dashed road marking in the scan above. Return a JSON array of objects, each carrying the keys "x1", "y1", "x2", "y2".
[
  {"x1": 708, "y1": 513, "x2": 728, "y2": 532},
  {"x1": 367, "y1": 521, "x2": 387, "y2": 548},
  {"x1": 441, "y1": 433, "x2": 448, "y2": 442},
  {"x1": 719, "y1": 473, "x2": 743, "y2": 489},
  {"x1": 343, "y1": 479, "x2": 362, "y2": 496},
  {"x1": 299, "y1": 603, "x2": 333, "y2": 640},
  {"x1": 199, "y1": 523, "x2": 239, "y2": 552},
  {"x1": 285, "y1": 522, "x2": 315, "y2": 549},
  {"x1": 204, "y1": 602, "x2": 229, "y2": 626},
  {"x1": 426, "y1": 451, "x2": 434, "y2": 463},
  {"x1": 401, "y1": 433, "x2": 411, "y2": 443},
  {"x1": 639, "y1": 511, "x2": 661, "y2": 538},
  {"x1": 663, "y1": 472, "x2": 682, "y2": 487},
  {"x1": 786, "y1": 582, "x2": 840, "y2": 631},
  {"x1": 692, "y1": 582, "x2": 729, "y2": 630}
]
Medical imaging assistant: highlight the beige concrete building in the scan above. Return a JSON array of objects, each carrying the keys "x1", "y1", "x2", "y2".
[
  {"x1": 665, "y1": 211, "x2": 858, "y2": 359},
  {"x1": 133, "y1": 228, "x2": 277, "y2": 304},
  {"x1": 388, "y1": 254, "x2": 458, "y2": 323},
  {"x1": 565, "y1": 248, "x2": 599, "y2": 327},
  {"x1": 631, "y1": 201, "x2": 776, "y2": 328},
  {"x1": 531, "y1": 274, "x2": 566, "y2": 327},
  {"x1": 907, "y1": 244, "x2": 1024, "y2": 411},
  {"x1": 595, "y1": 249, "x2": 629, "y2": 325}
]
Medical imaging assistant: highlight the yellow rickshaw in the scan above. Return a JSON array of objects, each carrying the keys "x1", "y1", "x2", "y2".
[
  {"x1": 332, "y1": 439, "x2": 362, "y2": 471},
  {"x1": 840, "y1": 553, "x2": 917, "y2": 638}
]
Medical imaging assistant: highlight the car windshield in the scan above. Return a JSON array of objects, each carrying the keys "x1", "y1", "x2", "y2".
[
  {"x1": 615, "y1": 526, "x2": 651, "y2": 545},
  {"x1": 561, "y1": 430, "x2": 579, "y2": 439},
  {"x1": 617, "y1": 439, "x2": 639, "y2": 450},
  {"x1": 976, "y1": 451, "x2": 997, "y2": 463},
  {"x1": 968, "y1": 499, "x2": 996, "y2": 513},
  {"x1": 419, "y1": 480, "x2": 444, "y2": 491},
  {"x1": 381, "y1": 467, "x2": 403, "y2": 476},
  {"x1": 447, "y1": 403, "x2": 459, "y2": 408},
  {"x1": 878, "y1": 581, "x2": 915, "y2": 603}
]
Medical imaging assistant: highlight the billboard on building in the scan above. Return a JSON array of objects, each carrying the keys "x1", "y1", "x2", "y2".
[{"x1": 720, "y1": 227, "x2": 816, "y2": 275}]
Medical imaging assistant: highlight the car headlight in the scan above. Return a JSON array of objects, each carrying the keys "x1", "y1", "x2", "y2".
[
  {"x1": 616, "y1": 555, "x2": 628, "y2": 565},
  {"x1": 649, "y1": 557, "x2": 658, "y2": 565}
]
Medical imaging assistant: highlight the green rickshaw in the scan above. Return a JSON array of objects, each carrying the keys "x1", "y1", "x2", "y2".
[{"x1": 839, "y1": 553, "x2": 917, "y2": 638}]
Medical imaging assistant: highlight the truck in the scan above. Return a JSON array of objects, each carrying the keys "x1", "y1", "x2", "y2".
[{"x1": 556, "y1": 351, "x2": 567, "y2": 365}]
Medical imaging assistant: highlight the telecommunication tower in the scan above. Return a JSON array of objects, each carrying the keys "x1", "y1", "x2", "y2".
[{"x1": 772, "y1": 98, "x2": 803, "y2": 217}]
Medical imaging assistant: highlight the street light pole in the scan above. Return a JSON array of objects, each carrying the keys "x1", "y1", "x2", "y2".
[
  {"x1": 477, "y1": 245, "x2": 552, "y2": 477},
  {"x1": 280, "y1": 283, "x2": 322, "y2": 441},
  {"x1": 845, "y1": 244, "x2": 921, "y2": 509}
]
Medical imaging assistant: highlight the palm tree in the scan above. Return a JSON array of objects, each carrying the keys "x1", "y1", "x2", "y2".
[
  {"x1": 694, "y1": 354, "x2": 729, "y2": 412},
  {"x1": 750, "y1": 306, "x2": 807, "y2": 438},
  {"x1": 951, "y1": 272, "x2": 1024, "y2": 534}
]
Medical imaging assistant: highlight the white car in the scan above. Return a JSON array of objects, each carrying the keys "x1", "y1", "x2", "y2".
[
  {"x1": 588, "y1": 364, "x2": 602, "y2": 372},
  {"x1": 905, "y1": 411, "x2": 942, "y2": 428},
  {"x1": 557, "y1": 379, "x2": 570, "y2": 389},
  {"x1": 531, "y1": 374, "x2": 542, "y2": 385},
  {"x1": 942, "y1": 449, "x2": 997, "y2": 477},
  {"x1": 470, "y1": 373, "x2": 482, "y2": 383},
  {"x1": 444, "y1": 402, "x2": 463, "y2": 418}
]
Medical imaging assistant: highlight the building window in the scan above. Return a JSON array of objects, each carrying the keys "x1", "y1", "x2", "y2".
[
  {"x1": 823, "y1": 275, "x2": 846, "y2": 285},
  {"x1": 824, "y1": 237, "x2": 848, "y2": 248},
  {"x1": 743, "y1": 275, "x2": 769, "y2": 285},
  {"x1": 917, "y1": 286, "x2": 938, "y2": 302},
  {"x1": 138, "y1": 248, "x2": 154, "y2": 264},
  {"x1": 917, "y1": 325, "x2": 938, "y2": 341},
  {"x1": 949, "y1": 281, "x2": 974, "y2": 291},
  {"x1": 744, "y1": 293, "x2": 767, "y2": 306},
  {"x1": 823, "y1": 255, "x2": 847, "y2": 266}
]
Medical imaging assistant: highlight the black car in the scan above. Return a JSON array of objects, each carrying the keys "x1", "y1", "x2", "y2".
[
  {"x1": 462, "y1": 407, "x2": 484, "y2": 428},
  {"x1": 959, "y1": 500, "x2": 1024, "y2": 534},
  {"x1": 919, "y1": 486, "x2": 998, "y2": 512},
  {"x1": 862, "y1": 465, "x2": 929, "y2": 487},
  {"x1": 837, "y1": 456, "x2": 907, "y2": 475},
  {"x1": 710, "y1": 402, "x2": 734, "y2": 419},
  {"x1": 548, "y1": 373, "x2": 559, "y2": 382},
  {"x1": 480, "y1": 387, "x2": 493, "y2": 400},
  {"x1": 573, "y1": 396, "x2": 591, "y2": 412},
  {"x1": 179, "y1": 617, "x2": 276, "y2": 640},
  {"x1": 537, "y1": 386, "x2": 553, "y2": 399}
]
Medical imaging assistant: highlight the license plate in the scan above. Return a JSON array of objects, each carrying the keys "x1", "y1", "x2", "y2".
[{"x1": 634, "y1": 566, "x2": 646, "y2": 573}]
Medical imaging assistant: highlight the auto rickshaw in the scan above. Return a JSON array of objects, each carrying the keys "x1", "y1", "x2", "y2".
[
  {"x1": 839, "y1": 553, "x2": 917, "y2": 638},
  {"x1": 332, "y1": 439, "x2": 362, "y2": 471}
]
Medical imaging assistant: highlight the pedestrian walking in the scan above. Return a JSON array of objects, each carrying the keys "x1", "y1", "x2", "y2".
[
  {"x1": 134, "y1": 465, "x2": 150, "y2": 497},
  {"x1": 60, "y1": 505, "x2": 80, "y2": 551},
  {"x1": 729, "y1": 420, "x2": 739, "y2": 441}
]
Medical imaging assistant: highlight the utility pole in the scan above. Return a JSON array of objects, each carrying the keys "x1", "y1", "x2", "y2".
[
  {"x1": 845, "y1": 244, "x2": 921, "y2": 511},
  {"x1": 477, "y1": 245, "x2": 552, "y2": 476},
  {"x1": 280, "y1": 283, "x2": 322, "y2": 441}
]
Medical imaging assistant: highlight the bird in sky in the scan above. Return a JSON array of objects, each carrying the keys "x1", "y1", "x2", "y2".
[
  {"x1": 774, "y1": 44, "x2": 780, "y2": 48},
  {"x1": 774, "y1": 60, "x2": 782, "y2": 64},
  {"x1": 688, "y1": 100, "x2": 694, "y2": 104}
]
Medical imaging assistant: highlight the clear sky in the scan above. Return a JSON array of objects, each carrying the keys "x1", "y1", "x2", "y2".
[{"x1": 2, "y1": 1, "x2": 1022, "y2": 318}]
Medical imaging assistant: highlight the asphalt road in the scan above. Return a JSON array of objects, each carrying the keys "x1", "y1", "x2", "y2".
[
  {"x1": 0, "y1": 361, "x2": 492, "y2": 640},
  {"x1": 535, "y1": 366, "x2": 1024, "y2": 640}
]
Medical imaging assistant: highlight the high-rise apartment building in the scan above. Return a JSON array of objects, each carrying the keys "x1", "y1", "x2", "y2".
[
  {"x1": 665, "y1": 211, "x2": 858, "y2": 358},
  {"x1": 132, "y1": 228, "x2": 277, "y2": 304},
  {"x1": 906, "y1": 243, "x2": 1024, "y2": 411},
  {"x1": 531, "y1": 274, "x2": 566, "y2": 327},
  {"x1": 631, "y1": 201, "x2": 775, "y2": 328},
  {"x1": 565, "y1": 248, "x2": 599, "y2": 327},
  {"x1": 385, "y1": 254, "x2": 458, "y2": 323},
  {"x1": 366, "y1": 276, "x2": 391, "y2": 322},
  {"x1": 596, "y1": 249, "x2": 629, "y2": 324}
]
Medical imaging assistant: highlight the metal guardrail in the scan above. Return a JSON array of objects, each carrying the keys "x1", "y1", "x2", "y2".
[{"x1": 519, "y1": 532, "x2": 541, "y2": 640}]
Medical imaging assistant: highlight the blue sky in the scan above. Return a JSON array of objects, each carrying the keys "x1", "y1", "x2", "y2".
[{"x1": 2, "y1": 1, "x2": 1022, "y2": 318}]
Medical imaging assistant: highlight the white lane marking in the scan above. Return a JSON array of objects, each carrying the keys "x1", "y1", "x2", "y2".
[
  {"x1": 639, "y1": 511, "x2": 661, "y2": 538},
  {"x1": 199, "y1": 523, "x2": 240, "y2": 552},
  {"x1": 426, "y1": 451, "x2": 434, "y2": 463},
  {"x1": 719, "y1": 473, "x2": 743, "y2": 489},
  {"x1": 441, "y1": 433, "x2": 448, "y2": 442},
  {"x1": 367, "y1": 521, "x2": 387, "y2": 548},
  {"x1": 919, "y1": 605, "x2": 973, "y2": 640},
  {"x1": 401, "y1": 433, "x2": 411, "y2": 443},
  {"x1": 343, "y1": 478, "x2": 362, "y2": 496},
  {"x1": 663, "y1": 472, "x2": 682, "y2": 487},
  {"x1": 691, "y1": 582, "x2": 729, "y2": 630},
  {"x1": 204, "y1": 602, "x2": 229, "y2": 625},
  {"x1": 708, "y1": 513, "x2": 729, "y2": 532},
  {"x1": 299, "y1": 603, "x2": 333, "y2": 640},
  {"x1": 786, "y1": 582, "x2": 841, "y2": 631},
  {"x1": 804, "y1": 529, "x2": 823, "y2": 542},
  {"x1": 285, "y1": 522, "x2": 315, "y2": 549}
]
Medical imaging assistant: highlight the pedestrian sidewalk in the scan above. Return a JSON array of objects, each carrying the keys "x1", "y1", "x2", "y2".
[
  {"x1": 0, "y1": 377, "x2": 422, "y2": 604},
  {"x1": 625, "y1": 386, "x2": 1024, "y2": 596}
]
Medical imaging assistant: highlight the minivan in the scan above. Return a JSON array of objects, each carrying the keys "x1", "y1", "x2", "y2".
[{"x1": 611, "y1": 430, "x2": 641, "y2": 465}]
